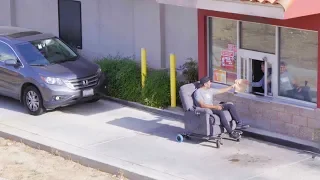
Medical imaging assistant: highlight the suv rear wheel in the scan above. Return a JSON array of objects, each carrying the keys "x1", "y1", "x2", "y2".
[{"x1": 23, "y1": 86, "x2": 45, "y2": 116}]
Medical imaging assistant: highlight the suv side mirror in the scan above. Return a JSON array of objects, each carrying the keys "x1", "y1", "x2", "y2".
[{"x1": 4, "y1": 59, "x2": 19, "y2": 66}]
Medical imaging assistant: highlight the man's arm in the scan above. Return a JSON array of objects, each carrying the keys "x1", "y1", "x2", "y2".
[
  {"x1": 215, "y1": 84, "x2": 235, "y2": 95},
  {"x1": 251, "y1": 76, "x2": 264, "y2": 87},
  {"x1": 197, "y1": 100, "x2": 222, "y2": 110}
]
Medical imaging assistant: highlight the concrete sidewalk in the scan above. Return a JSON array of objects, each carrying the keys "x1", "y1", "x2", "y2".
[{"x1": 0, "y1": 97, "x2": 319, "y2": 180}]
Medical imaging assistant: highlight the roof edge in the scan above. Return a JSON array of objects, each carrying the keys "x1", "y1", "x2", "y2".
[
  {"x1": 284, "y1": 0, "x2": 320, "y2": 19},
  {"x1": 156, "y1": 0, "x2": 285, "y2": 19}
]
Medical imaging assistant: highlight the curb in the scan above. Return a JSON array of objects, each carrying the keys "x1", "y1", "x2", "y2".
[
  {"x1": 104, "y1": 96, "x2": 320, "y2": 155},
  {"x1": 0, "y1": 130, "x2": 156, "y2": 180}
]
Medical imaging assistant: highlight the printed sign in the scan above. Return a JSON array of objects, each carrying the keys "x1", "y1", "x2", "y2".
[
  {"x1": 213, "y1": 69, "x2": 227, "y2": 84},
  {"x1": 221, "y1": 50, "x2": 234, "y2": 69}
]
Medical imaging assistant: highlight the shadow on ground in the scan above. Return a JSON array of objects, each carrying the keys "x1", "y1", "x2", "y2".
[
  {"x1": 0, "y1": 96, "x2": 25, "y2": 114},
  {"x1": 56, "y1": 100, "x2": 124, "y2": 116},
  {"x1": 107, "y1": 116, "x2": 240, "y2": 148}
]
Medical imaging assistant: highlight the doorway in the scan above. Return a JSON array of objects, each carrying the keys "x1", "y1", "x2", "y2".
[
  {"x1": 252, "y1": 59, "x2": 264, "y2": 94},
  {"x1": 58, "y1": 0, "x2": 82, "y2": 49}
]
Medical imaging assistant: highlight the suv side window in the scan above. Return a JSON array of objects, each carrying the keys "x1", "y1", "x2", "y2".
[{"x1": 0, "y1": 42, "x2": 17, "y2": 62}]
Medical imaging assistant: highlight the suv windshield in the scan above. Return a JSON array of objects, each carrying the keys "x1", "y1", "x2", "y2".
[{"x1": 16, "y1": 37, "x2": 78, "y2": 66}]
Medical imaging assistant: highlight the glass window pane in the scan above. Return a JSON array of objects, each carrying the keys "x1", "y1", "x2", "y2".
[
  {"x1": 211, "y1": 17, "x2": 237, "y2": 85},
  {"x1": 279, "y1": 27, "x2": 318, "y2": 104},
  {"x1": 240, "y1": 21, "x2": 276, "y2": 54},
  {"x1": 0, "y1": 43, "x2": 17, "y2": 62}
]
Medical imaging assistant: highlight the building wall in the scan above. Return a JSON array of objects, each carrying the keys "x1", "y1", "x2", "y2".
[
  {"x1": 215, "y1": 92, "x2": 320, "y2": 142},
  {"x1": 0, "y1": 0, "x2": 198, "y2": 69},
  {"x1": 79, "y1": 0, "x2": 136, "y2": 61},
  {"x1": 0, "y1": 0, "x2": 13, "y2": 26},
  {"x1": 198, "y1": 9, "x2": 320, "y2": 143},
  {"x1": 14, "y1": 0, "x2": 59, "y2": 36},
  {"x1": 163, "y1": 4, "x2": 198, "y2": 68}
]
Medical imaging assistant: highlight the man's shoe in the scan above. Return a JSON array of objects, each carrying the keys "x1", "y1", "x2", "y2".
[{"x1": 229, "y1": 131, "x2": 241, "y2": 139}]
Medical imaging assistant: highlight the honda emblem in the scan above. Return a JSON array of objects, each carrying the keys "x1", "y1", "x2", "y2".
[{"x1": 82, "y1": 80, "x2": 89, "y2": 85}]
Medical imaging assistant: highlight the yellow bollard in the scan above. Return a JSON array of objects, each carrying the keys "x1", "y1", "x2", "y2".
[
  {"x1": 141, "y1": 48, "x2": 147, "y2": 88},
  {"x1": 170, "y1": 54, "x2": 176, "y2": 107}
]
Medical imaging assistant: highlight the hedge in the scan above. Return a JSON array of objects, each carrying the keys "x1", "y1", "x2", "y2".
[{"x1": 96, "y1": 55, "x2": 185, "y2": 109}]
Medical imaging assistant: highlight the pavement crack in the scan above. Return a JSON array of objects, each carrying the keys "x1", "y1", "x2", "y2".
[{"x1": 84, "y1": 135, "x2": 135, "y2": 148}]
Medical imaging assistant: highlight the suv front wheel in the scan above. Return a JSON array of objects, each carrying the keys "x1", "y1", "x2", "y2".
[{"x1": 23, "y1": 86, "x2": 45, "y2": 116}]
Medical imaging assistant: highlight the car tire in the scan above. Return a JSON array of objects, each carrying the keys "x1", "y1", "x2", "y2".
[
  {"x1": 23, "y1": 86, "x2": 45, "y2": 116},
  {"x1": 86, "y1": 97, "x2": 100, "y2": 103}
]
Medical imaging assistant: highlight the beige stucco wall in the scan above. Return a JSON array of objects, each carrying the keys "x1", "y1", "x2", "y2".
[
  {"x1": 0, "y1": 0, "x2": 14, "y2": 26},
  {"x1": 14, "y1": 0, "x2": 59, "y2": 36},
  {"x1": 0, "y1": 0, "x2": 198, "y2": 69},
  {"x1": 164, "y1": 4, "x2": 198, "y2": 69}
]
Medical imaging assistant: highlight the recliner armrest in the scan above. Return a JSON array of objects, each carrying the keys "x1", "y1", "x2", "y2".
[{"x1": 194, "y1": 107, "x2": 213, "y2": 116}]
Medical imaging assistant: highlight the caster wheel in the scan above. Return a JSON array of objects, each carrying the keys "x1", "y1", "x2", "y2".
[
  {"x1": 237, "y1": 139, "x2": 240, "y2": 142},
  {"x1": 216, "y1": 141, "x2": 221, "y2": 148},
  {"x1": 176, "y1": 134, "x2": 184, "y2": 143}
]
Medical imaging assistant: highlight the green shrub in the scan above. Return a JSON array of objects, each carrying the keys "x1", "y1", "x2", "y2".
[
  {"x1": 96, "y1": 55, "x2": 188, "y2": 108},
  {"x1": 181, "y1": 58, "x2": 198, "y2": 83},
  {"x1": 142, "y1": 69, "x2": 171, "y2": 108},
  {"x1": 96, "y1": 55, "x2": 142, "y2": 102}
]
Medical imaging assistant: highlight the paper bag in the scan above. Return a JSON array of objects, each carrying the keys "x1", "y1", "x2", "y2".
[{"x1": 234, "y1": 79, "x2": 249, "y2": 93}]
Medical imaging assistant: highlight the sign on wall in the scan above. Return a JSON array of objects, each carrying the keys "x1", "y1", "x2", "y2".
[
  {"x1": 221, "y1": 44, "x2": 237, "y2": 69},
  {"x1": 213, "y1": 69, "x2": 227, "y2": 84}
]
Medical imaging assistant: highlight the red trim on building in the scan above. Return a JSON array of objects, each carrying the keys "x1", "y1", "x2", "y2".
[
  {"x1": 197, "y1": 9, "x2": 320, "y2": 108},
  {"x1": 197, "y1": 9, "x2": 207, "y2": 79},
  {"x1": 318, "y1": 32, "x2": 320, "y2": 108}
]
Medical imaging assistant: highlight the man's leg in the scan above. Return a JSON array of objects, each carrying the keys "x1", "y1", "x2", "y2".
[
  {"x1": 300, "y1": 87, "x2": 312, "y2": 102},
  {"x1": 222, "y1": 103, "x2": 249, "y2": 129},
  {"x1": 211, "y1": 109, "x2": 240, "y2": 139}
]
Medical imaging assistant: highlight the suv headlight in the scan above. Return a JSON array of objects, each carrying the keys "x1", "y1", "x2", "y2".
[
  {"x1": 97, "y1": 67, "x2": 102, "y2": 75},
  {"x1": 41, "y1": 76, "x2": 64, "y2": 85}
]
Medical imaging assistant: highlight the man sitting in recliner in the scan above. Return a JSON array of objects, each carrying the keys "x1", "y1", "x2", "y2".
[{"x1": 194, "y1": 76, "x2": 247, "y2": 139}]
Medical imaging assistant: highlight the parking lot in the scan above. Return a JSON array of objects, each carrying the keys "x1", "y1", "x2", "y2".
[{"x1": 0, "y1": 96, "x2": 319, "y2": 180}]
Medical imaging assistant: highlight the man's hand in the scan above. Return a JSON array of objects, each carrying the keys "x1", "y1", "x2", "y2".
[
  {"x1": 235, "y1": 79, "x2": 249, "y2": 85},
  {"x1": 297, "y1": 86, "x2": 302, "y2": 92},
  {"x1": 198, "y1": 101, "x2": 223, "y2": 110},
  {"x1": 213, "y1": 105, "x2": 223, "y2": 110}
]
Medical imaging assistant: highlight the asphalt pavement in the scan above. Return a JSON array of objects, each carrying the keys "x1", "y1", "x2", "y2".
[{"x1": 0, "y1": 96, "x2": 319, "y2": 180}]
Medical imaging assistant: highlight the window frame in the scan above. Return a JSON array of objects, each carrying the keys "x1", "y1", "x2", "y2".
[
  {"x1": 208, "y1": 16, "x2": 238, "y2": 85},
  {"x1": 207, "y1": 16, "x2": 318, "y2": 109},
  {"x1": 239, "y1": 21, "x2": 277, "y2": 55}
]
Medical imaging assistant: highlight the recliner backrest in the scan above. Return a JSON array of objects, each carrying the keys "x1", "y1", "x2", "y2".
[{"x1": 179, "y1": 81, "x2": 201, "y2": 111}]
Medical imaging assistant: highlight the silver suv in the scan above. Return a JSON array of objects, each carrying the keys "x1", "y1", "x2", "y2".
[{"x1": 0, "y1": 26, "x2": 106, "y2": 115}]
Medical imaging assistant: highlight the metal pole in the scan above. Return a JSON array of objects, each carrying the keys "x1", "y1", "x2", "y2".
[
  {"x1": 141, "y1": 48, "x2": 147, "y2": 88},
  {"x1": 170, "y1": 54, "x2": 176, "y2": 107}
]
